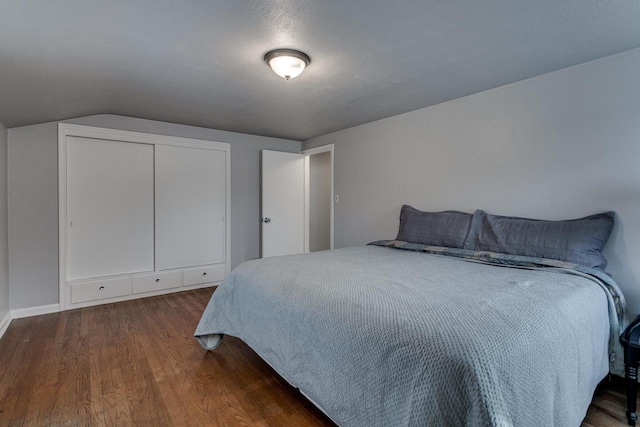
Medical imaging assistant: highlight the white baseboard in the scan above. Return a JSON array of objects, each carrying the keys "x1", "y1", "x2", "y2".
[
  {"x1": 11, "y1": 303, "x2": 60, "y2": 319},
  {"x1": 0, "y1": 312, "x2": 11, "y2": 341},
  {"x1": 1, "y1": 285, "x2": 213, "y2": 339}
]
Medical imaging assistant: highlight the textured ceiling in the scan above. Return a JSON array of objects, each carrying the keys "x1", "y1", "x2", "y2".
[{"x1": 1, "y1": 1, "x2": 640, "y2": 140}]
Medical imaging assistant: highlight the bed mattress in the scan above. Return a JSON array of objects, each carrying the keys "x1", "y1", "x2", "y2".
[{"x1": 195, "y1": 244, "x2": 624, "y2": 426}]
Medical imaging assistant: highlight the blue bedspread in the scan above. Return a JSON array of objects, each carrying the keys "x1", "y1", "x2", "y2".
[{"x1": 195, "y1": 242, "x2": 626, "y2": 426}]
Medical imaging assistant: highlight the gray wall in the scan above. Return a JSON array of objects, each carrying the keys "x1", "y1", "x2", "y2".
[
  {"x1": 304, "y1": 48, "x2": 640, "y2": 315},
  {"x1": 308, "y1": 152, "x2": 332, "y2": 252},
  {"x1": 0, "y1": 122, "x2": 8, "y2": 321},
  {"x1": 8, "y1": 122, "x2": 58, "y2": 310},
  {"x1": 8, "y1": 115, "x2": 300, "y2": 309}
]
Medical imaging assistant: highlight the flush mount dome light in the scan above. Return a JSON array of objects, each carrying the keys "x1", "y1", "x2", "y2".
[{"x1": 264, "y1": 49, "x2": 311, "y2": 80}]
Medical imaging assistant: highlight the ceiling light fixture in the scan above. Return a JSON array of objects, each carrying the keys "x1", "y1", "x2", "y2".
[{"x1": 264, "y1": 49, "x2": 311, "y2": 80}]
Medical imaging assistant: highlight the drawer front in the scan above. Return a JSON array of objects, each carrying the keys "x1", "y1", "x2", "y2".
[
  {"x1": 183, "y1": 264, "x2": 226, "y2": 287},
  {"x1": 71, "y1": 277, "x2": 132, "y2": 304},
  {"x1": 133, "y1": 271, "x2": 182, "y2": 294}
]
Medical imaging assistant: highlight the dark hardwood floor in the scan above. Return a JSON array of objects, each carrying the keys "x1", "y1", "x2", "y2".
[{"x1": 0, "y1": 288, "x2": 632, "y2": 426}]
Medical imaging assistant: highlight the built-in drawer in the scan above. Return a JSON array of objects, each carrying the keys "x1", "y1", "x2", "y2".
[
  {"x1": 71, "y1": 277, "x2": 132, "y2": 304},
  {"x1": 183, "y1": 264, "x2": 226, "y2": 287},
  {"x1": 132, "y1": 270, "x2": 182, "y2": 294}
]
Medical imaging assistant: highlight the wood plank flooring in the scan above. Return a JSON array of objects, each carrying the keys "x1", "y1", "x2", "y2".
[{"x1": 0, "y1": 288, "x2": 633, "y2": 426}]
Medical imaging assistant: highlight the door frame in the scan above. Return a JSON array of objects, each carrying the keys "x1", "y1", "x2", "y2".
[
  {"x1": 301, "y1": 144, "x2": 334, "y2": 252},
  {"x1": 58, "y1": 123, "x2": 231, "y2": 311}
]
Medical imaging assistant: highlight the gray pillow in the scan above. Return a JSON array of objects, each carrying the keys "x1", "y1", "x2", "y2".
[
  {"x1": 463, "y1": 210, "x2": 615, "y2": 270},
  {"x1": 396, "y1": 205, "x2": 472, "y2": 248}
]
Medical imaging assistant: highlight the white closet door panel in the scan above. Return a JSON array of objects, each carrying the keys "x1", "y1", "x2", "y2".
[
  {"x1": 155, "y1": 145, "x2": 226, "y2": 270},
  {"x1": 66, "y1": 137, "x2": 155, "y2": 280}
]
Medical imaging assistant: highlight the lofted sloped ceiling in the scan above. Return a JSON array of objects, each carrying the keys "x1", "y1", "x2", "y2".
[{"x1": 1, "y1": 1, "x2": 640, "y2": 140}]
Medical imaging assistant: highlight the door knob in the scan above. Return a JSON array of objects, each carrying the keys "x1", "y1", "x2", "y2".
[{"x1": 262, "y1": 217, "x2": 271, "y2": 223}]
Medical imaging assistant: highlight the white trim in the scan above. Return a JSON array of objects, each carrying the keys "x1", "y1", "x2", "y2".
[
  {"x1": 301, "y1": 144, "x2": 334, "y2": 156},
  {"x1": 225, "y1": 143, "x2": 231, "y2": 277},
  {"x1": 11, "y1": 303, "x2": 60, "y2": 319},
  {"x1": 2, "y1": 304, "x2": 62, "y2": 340},
  {"x1": 58, "y1": 124, "x2": 67, "y2": 310},
  {"x1": 58, "y1": 123, "x2": 231, "y2": 312},
  {"x1": 0, "y1": 280, "x2": 218, "y2": 339},
  {"x1": 303, "y1": 156, "x2": 310, "y2": 253},
  {"x1": 56, "y1": 124, "x2": 230, "y2": 151},
  {"x1": 62, "y1": 281, "x2": 219, "y2": 311},
  {"x1": 301, "y1": 144, "x2": 335, "y2": 250},
  {"x1": 0, "y1": 312, "x2": 12, "y2": 340}
]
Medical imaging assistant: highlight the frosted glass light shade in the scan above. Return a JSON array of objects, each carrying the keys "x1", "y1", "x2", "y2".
[{"x1": 264, "y1": 49, "x2": 311, "y2": 80}]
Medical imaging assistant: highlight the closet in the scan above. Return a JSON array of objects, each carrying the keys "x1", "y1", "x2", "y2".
[{"x1": 58, "y1": 124, "x2": 230, "y2": 310}]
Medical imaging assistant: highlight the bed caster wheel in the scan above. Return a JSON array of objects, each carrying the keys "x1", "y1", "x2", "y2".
[{"x1": 627, "y1": 411, "x2": 637, "y2": 426}]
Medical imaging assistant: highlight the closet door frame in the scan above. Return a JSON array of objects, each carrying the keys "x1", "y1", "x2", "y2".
[{"x1": 58, "y1": 123, "x2": 231, "y2": 311}]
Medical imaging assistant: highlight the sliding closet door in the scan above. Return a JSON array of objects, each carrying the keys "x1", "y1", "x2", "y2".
[
  {"x1": 155, "y1": 145, "x2": 226, "y2": 270},
  {"x1": 66, "y1": 137, "x2": 155, "y2": 280}
]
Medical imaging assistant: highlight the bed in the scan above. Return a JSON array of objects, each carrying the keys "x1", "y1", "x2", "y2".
[{"x1": 195, "y1": 208, "x2": 626, "y2": 427}]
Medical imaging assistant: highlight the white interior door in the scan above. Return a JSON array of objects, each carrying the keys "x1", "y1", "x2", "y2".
[
  {"x1": 155, "y1": 145, "x2": 227, "y2": 270},
  {"x1": 66, "y1": 136, "x2": 155, "y2": 280},
  {"x1": 262, "y1": 150, "x2": 305, "y2": 258}
]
